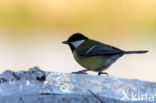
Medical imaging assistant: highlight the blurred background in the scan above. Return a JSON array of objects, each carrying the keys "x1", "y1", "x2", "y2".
[{"x1": 0, "y1": 0, "x2": 155, "y2": 81}]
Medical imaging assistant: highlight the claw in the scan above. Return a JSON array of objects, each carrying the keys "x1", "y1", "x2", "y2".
[
  {"x1": 72, "y1": 70, "x2": 88, "y2": 74},
  {"x1": 72, "y1": 72, "x2": 88, "y2": 74},
  {"x1": 98, "y1": 72, "x2": 109, "y2": 76}
]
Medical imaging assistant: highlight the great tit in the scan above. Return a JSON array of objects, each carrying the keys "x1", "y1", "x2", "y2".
[{"x1": 63, "y1": 33, "x2": 148, "y2": 75}]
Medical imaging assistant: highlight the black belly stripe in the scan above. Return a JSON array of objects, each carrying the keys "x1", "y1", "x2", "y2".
[{"x1": 94, "y1": 68, "x2": 104, "y2": 72}]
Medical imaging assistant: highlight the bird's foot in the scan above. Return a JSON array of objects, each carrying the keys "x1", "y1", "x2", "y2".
[
  {"x1": 72, "y1": 70, "x2": 88, "y2": 74},
  {"x1": 98, "y1": 72, "x2": 109, "y2": 76}
]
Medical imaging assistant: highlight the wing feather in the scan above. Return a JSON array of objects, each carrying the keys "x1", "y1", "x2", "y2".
[{"x1": 76, "y1": 40, "x2": 124, "y2": 56}]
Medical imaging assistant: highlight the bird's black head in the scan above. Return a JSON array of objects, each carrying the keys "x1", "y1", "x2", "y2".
[
  {"x1": 63, "y1": 33, "x2": 88, "y2": 44},
  {"x1": 63, "y1": 33, "x2": 88, "y2": 51}
]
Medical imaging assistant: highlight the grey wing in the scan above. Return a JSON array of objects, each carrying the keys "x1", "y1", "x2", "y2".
[{"x1": 76, "y1": 44, "x2": 124, "y2": 56}]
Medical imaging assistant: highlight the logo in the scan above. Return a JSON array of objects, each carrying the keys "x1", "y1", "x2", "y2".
[{"x1": 120, "y1": 89, "x2": 156, "y2": 101}]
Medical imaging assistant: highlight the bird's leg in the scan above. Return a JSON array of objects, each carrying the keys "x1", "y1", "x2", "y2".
[
  {"x1": 98, "y1": 72, "x2": 109, "y2": 76},
  {"x1": 72, "y1": 69, "x2": 88, "y2": 74}
]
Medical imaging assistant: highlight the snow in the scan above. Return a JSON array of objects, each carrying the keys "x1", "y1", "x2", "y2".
[{"x1": 0, "y1": 67, "x2": 156, "y2": 103}]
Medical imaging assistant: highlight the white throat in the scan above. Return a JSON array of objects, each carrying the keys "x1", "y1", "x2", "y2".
[{"x1": 71, "y1": 40, "x2": 86, "y2": 48}]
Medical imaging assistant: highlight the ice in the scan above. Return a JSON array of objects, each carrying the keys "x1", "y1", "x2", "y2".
[
  {"x1": 0, "y1": 67, "x2": 156, "y2": 103},
  {"x1": 44, "y1": 72, "x2": 156, "y2": 101}
]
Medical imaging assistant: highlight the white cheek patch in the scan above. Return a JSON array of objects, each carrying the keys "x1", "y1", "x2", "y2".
[{"x1": 71, "y1": 40, "x2": 85, "y2": 48}]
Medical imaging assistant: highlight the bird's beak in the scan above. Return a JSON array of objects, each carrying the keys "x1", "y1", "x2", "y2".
[{"x1": 62, "y1": 41, "x2": 69, "y2": 44}]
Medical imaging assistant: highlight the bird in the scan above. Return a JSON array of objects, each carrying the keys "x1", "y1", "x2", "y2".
[{"x1": 62, "y1": 33, "x2": 148, "y2": 75}]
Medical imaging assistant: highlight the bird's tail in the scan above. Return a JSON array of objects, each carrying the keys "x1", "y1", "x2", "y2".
[{"x1": 124, "y1": 50, "x2": 148, "y2": 54}]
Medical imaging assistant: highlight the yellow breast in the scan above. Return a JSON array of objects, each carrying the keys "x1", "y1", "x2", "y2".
[{"x1": 73, "y1": 51, "x2": 105, "y2": 71}]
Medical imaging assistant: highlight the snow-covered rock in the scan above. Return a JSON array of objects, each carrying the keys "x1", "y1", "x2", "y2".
[{"x1": 0, "y1": 67, "x2": 156, "y2": 103}]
